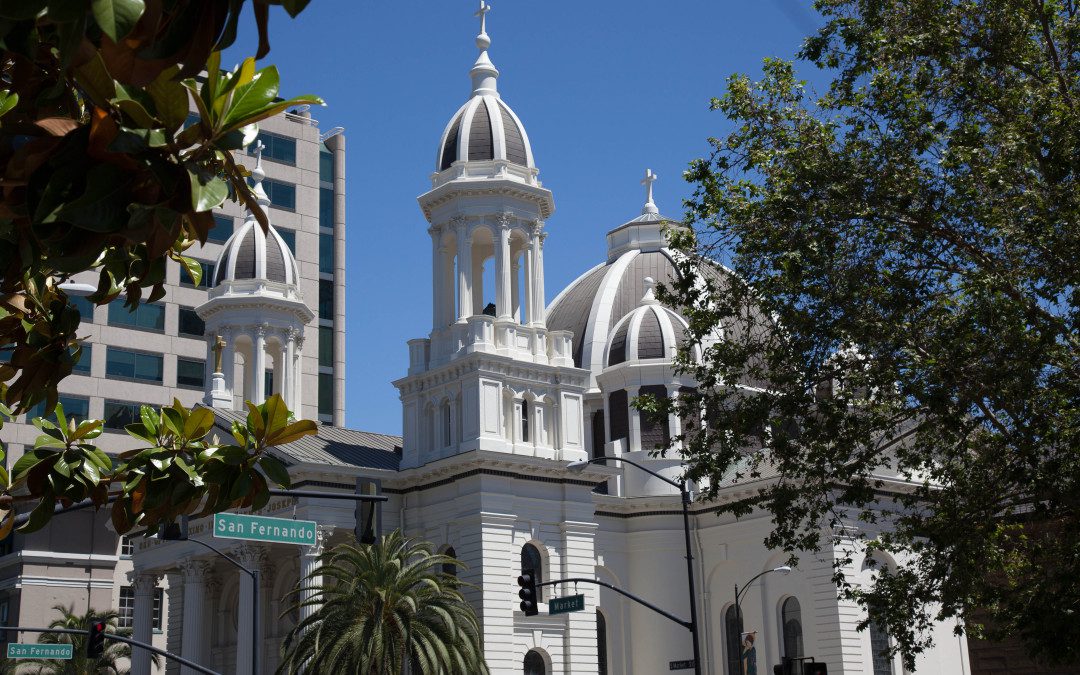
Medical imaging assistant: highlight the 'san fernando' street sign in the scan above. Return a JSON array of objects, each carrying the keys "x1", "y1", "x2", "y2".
[
  {"x1": 6, "y1": 643, "x2": 73, "y2": 660},
  {"x1": 213, "y1": 513, "x2": 317, "y2": 546},
  {"x1": 548, "y1": 594, "x2": 585, "y2": 615},
  {"x1": 669, "y1": 659, "x2": 696, "y2": 671}
]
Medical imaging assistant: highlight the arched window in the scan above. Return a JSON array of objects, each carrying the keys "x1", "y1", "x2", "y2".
[
  {"x1": 443, "y1": 402, "x2": 452, "y2": 447},
  {"x1": 596, "y1": 609, "x2": 608, "y2": 675},
  {"x1": 869, "y1": 605, "x2": 894, "y2": 675},
  {"x1": 442, "y1": 546, "x2": 457, "y2": 578},
  {"x1": 781, "y1": 597, "x2": 804, "y2": 659},
  {"x1": 521, "y1": 543, "x2": 542, "y2": 599},
  {"x1": 724, "y1": 604, "x2": 743, "y2": 675},
  {"x1": 521, "y1": 403, "x2": 530, "y2": 443},
  {"x1": 523, "y1": 649, "x2": 546, "y2": 675}
]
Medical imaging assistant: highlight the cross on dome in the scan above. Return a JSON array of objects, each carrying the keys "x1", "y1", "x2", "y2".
[
  {"x1": 641, "y1": 168, "x2": 658, "y2": 215},
  {"x1": 469, "y1": 1, "x2": 499, "y2": 96},
  {"x1": 250, "y1": 139, "x2": 270, "y2": 207},
  {"x1": 475, "y1": 0, "x2": 491, "y2": 46}
]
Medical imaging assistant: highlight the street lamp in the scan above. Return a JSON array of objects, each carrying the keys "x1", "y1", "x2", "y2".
[
  {"x1": 733, "y1": 565, "x2": 792, "y2": 660},
  {"x1": 568, "y1": 456, "x2": 702, "y2": 675}
]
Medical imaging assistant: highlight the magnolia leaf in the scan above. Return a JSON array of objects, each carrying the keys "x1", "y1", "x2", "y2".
[
  {"x1": 91, "y1": 0, "x2": 146, "y2": 42},
  {"x1": 179, "y1": 256, "x2": 203, "y2": 287},
  {"x1": 0, "y1": 509, "x2": 14, "y2": 541},
  {"x1": 183, "y1": 407, "x2": 215, "y2": 440},
  {"x1": 259, "y1": 454, "x2": 291, "y2": 487},
  {"x1": 18, "y1": 497, "x2": 56, "y2": 533},
  {"x1": 186, "y1": 165, "x2": 229, "y2": 213},
  {"x1": 265, "y1": 419, "x2": 317, "y2": 447}
]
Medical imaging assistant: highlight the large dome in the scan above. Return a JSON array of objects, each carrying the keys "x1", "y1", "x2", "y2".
[
  {"x1": 214, "y1": 219, "x2": 299, "y2": 286},
  {"x1": 436, "y1": 94, "x2": 534, "y2": 171}
]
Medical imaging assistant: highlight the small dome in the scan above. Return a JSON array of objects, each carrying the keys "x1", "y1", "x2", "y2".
[
  {"x1": 214, "y1": 219, "x2": 299, "y2": 286},
  {"x1": 437, "y1": 95, "x2": 534, "y2": 171},
  {"x1": 605, "y1": 279, "x2": 691, "y2": 367}
]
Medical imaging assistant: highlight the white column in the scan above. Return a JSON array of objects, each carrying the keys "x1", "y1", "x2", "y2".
[
  {"x1": 495, "y1": 216, "x2": 512, "y2": 319},
  {"x1": 180, "y1": 561, "x2": 212, "y2": 675},
  {"x1": 666, "y1": 385, "x2": 682, "y2": 452},
  {"x1": 130, "y1": 572, "x2": 159, "y2": 675},
  {"x1": 510, "y1": 259, "x2": 520, "y2": 323},
  {"x1": 294, "y1": 334, "x2": 304, "y2": 416},
  {"x1": 222, "y1": 328, "x2": 236, "y2": 409},
  {"x1": 523, "y1": 244, "x2": 535, "y2": 324},
  {"x1": 285, "y1": 330, "x2": 297, "y2": 410},
  {"x1": 253, "y1": 326, "x2": 266, "y2": 405},
  {"x1": 456, "y1": 222, "x2": 472, "y2": 321},
  {"x1": 298, "y1": 527, "x2": 334, "y2": 627},
  {"x1": 627, "y1": 386, "x2": 642, "y2": 454},
  {"x1": 449, "y1": 396, "x2": 459, "y2": 448},
  {"x1": 430, "y1": 226, "x2": 442, "y2": 329},
  {"x1": 534, "y1": 229, "x2": 547, "y2": 325},
  {"x1": 234, "y1": 545, "x2": 267, "y2": 675}
]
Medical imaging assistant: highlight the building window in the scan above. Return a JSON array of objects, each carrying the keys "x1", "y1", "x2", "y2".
[
  {"x1": 319, "y1": 279, "x2": 334, "y2": 319},
  {"x1": 277, "y1": 228, "x2": 296, "y2": 253},
  {"x1": 108, "y1": 302, "x2": 165, "y2": 332},
  {"x1": 318, "y1": 373, "x2": 333, "y2": 419},
  {"x1": 120, "y1": 536, "x2": 134, "y2": 557},
  {"x1": 639, "y1": 384, "x2": 670, "y2": 449},
  {"x1": 177, "y1": 308, "x2": 206, "y2": 338},
  {"x1": 263, "y1": 178, "x2": 296, "y2": 211},
  {"x1": 521, "y1": 403, "x2": 530, "y2": 443},
  {"x1": 28, "y1": 395, "x2": 89, "y2": 423},
  {"x1": 104, "y1": 400, "x2": 141, "y2": 430},
  {"x1": 521, "y1": 544, "x2": 542, "y2": 601},
  {"x1": 318, "y1": 326, "x2": 333, "y2": 367},
  {"x1": 590, "y1": 411, "x2": 607, "y2": 494},
  {"x1": 70, "y1": 294, "x2": 95, "y2": 323},
  {"x1": 179, "y1": 260, "x2": 214, "y2": 288},
  {"x1": 608, "y1": 389, "x2": 629, "y2": 443},
  {"x1": 208, "y1": 214, "x2": 233, "y2": 243},
  {"x1": 869, "y1": 605, "x2": 894, "y2": 675},
  {"x1": 725, "y1": 605, "x2": 743, "y2": 675},
  {"x1": 781, "y1": 597, "x2": 804, "y2": 659},
  {"x1": 106, "y1": 348, "x2": 164, "y2": 383},
  {"x1": 319, "y1": 186, "x2": 334, "y2": 226},
  {"x1": 118, "y1": 587, "x2": 164, "y2": 630},
  {"x1": 265, "y1": 370, "x2": 274, "y2": 397},
  {"x1": 319, "y1": 232, "x2": 334, "y2": 275},
  {"x1": 523, "y1": 650, "x2": 546, "y2": 675},
  {"x1": 319, "y1": 145, "x2": 334, "y2": 182},
  {"x1": 442, "y1": 546, "x2": 457, "y2": 578},
  {"x1": 250, "y1": 131, "x2": 296, "y2": 165},
  {"x1": 597, "y1": 609, "x2": 608, "y2": 675},
  {"x1": 176, "y1": 358, "x2": 205, "y2": 389},
  {"x1": 72, "y1": 343, "x2": 92, "y2": 374}
]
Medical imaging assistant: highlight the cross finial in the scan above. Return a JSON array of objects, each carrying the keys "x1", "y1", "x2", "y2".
[
  {"x1": 475, "y1": 1, "x2": 491, "y2": 36},
  {"x1": 641, "y1": 168, "x2": 658, "y2": 214},
  {"x1": 212, "y1": 335, "x2": 226, "y2": 373}
]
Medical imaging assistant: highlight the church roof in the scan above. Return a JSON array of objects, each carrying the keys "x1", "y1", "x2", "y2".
[{"x1": 207, "y1": 407, "x2": 402, "y2": 472}]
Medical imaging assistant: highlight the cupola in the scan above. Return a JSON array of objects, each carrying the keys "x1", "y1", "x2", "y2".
[{"x1": 605, "y1": 278, "x2": 697, "y2": 368}]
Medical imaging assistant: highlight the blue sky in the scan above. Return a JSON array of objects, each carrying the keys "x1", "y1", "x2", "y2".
[{"x1": 224, "y1": 1, "x2": 822, "y2": 434}]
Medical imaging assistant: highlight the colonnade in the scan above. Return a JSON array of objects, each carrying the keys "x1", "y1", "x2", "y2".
[
  {"x1": 129, "y1": 526, "x2": 333, "y2": 675},
  {"x1": 431, "y1": 214, "x2": 547, "y2": 331},
  {"x1": 208, "y1": 324, "x2": 304, "y2": 411}
]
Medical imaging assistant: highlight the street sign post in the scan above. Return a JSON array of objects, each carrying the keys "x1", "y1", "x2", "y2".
[
  {"x1": 7, "y1": 643, "x2": 73, "y2": 660},
  {"x1": 548, "y1": 594, "x2": 585, "y2": 615},
  {"x1": 670, "y1": 659, "x2": 696, "y2": 671},
  {"x1": 213, "y1": 513, "x2": 317, "y2": 546}
]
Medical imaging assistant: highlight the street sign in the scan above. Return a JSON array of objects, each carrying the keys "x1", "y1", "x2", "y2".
[
  {"x1": 6, "y1": 643, "x2": 73, "y2": 660},
  {"x1": 548, "y1": 594, "x2": 585, "y2": 615},
  {"x1": 669, "y1": 659, "x2": 696, "y2": 671},
  {"x1": 213, "y1": 513, "x2": 317, "y2": 546}
]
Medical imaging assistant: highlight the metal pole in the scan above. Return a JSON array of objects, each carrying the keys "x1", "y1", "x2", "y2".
[
  {"x1": 682, "y1": 488, "x2": 703, "y2": 675},
  {"x1": 252, "y1": 568, "x2": 260, "y2": 675},
  {"x1": 734, "y1": 583, "x2": 742, "y2": 668}
]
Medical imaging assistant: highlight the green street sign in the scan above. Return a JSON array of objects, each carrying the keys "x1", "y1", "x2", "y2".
[
  {"x1": 548, "y1": 594, "x2": 585, "y2": 615},
  {"x1": 6, "y1": 643, "x2": 73, "y2": 660},
  {"x1": 213, "y1": 513, "x2": 317, "y2": 546}
]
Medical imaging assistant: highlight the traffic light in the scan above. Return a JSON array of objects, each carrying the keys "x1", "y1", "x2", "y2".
[
  {"x1": 159, "y1": 515, "x2": 188, "y2": 541},
  {"x1": 86, "y1": 620, "x2": 106, "y2": 658},
  {"x1": 517, "y1": 570, "x2": 538, "y2": 616},
  {"x1": 804, "y1": 664, "x2": 828, "y2": 675}
]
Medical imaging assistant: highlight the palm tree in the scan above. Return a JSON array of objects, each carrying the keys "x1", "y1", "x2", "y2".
[
  {"x1": 18, "y1": 604, "x2": 156, "y2": 675},
  {"x1": 277, "y1": 531, "x2": 488, "y2": 674}
]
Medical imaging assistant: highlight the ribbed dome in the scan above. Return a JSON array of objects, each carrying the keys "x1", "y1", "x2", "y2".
[
  {"x1": 605, "y1": 281, "x2": 691, "y2": 367},
  {"x1": 214, "y1": 219, "x2": 299, "y2": 286},
  {"x1": 437, "y1": 94, "x2": 534, "y2": 171}
]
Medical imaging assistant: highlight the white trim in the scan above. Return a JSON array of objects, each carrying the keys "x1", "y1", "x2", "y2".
[
  {"x1": 0, "y1": 576, "x2": 115, "y2": 591},
  {"x1": 0, "y1": 550, "x2": 119, "y2": 571}
]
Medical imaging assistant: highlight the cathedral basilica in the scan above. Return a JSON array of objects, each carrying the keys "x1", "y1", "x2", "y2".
[{"x1": 130, "y1": 6, "x2": 972, "y2": 675}]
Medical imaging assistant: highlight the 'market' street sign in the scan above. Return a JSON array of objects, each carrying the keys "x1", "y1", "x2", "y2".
[
  {"x1": 214, "y1": 513, "x2": 317, "y2": 546},
  {"x1": 7, "y1": 643, "x2": 73, "y2": 660},
  {"x1": 548, "y1": 594, "x2": 585, "y2": 615},
  {"x1": 669, "y1": 659, "x2": 696, "y2": 671}
]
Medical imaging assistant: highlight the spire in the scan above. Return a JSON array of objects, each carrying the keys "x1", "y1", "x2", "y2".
[
  {"x1": 250, "y1": 139, "x2": 270, "y2": 208},
  {"x1": 641, "y1": 168, "x2": 658, "y2": 215},
  {"x1": 470, "y1": 1, "x2": 499, "y2": 97},
  {"x1": 640, "y1": 277, "x2": 660, "y2": 305}
]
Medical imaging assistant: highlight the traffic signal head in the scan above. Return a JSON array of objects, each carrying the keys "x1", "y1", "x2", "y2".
[
  {"x1": 804, "y1": 664, "x2": 828, "y2": 675},
  {"x1": 517, "y1": 570, "x2": 538, "y2": 616},
  {"x1": 86, "y1": 620, "x2": 106, "y2": 658},
  {"x1": 158, "y1": 515, "x2": 189, "y2": 541}
]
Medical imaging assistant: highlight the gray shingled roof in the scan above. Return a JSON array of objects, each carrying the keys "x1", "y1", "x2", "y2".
[{"x1": 205, "y1": 407, "x2": 402, "y2": 471}]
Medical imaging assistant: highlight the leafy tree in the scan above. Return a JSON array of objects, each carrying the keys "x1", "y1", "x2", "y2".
[
  {"x1": 19, "y1": 604, "x2": 158, "y2": 674},
  {"x1": 657, "y1": 0, "x2": 1080, "y2": 667},
  {"x1": 0, "y1": 2, "x2": 321, "y2": 534},
  {"x1": 278, "y1": 532, "x2": 488, "y2": 675}
]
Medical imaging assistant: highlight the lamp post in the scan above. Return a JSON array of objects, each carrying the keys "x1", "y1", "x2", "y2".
[
  {"x1": 733, "y1": 565, "x2": 792, "y2": 668},
  {"x1": 568, "y1": 456, "x2": 702, "y2": 675}
]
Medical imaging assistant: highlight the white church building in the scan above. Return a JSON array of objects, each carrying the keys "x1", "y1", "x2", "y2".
[{"x1": 131, "y1": 6, "x2": 972, "y2": 675}]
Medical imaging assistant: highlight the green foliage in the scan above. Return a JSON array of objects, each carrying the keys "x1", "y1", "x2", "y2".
[
  {"x1": 660, "y1": 0, "x2": 1080, "y2": 668},
  {"x1": 0, "y1": 393, "x2": 315, "y2": 537},
  {"x1": 277, "y1": 532, "x2": 488, "y2": 675},
  {"x1": 0, "y1": 0, "x2": 322, "y2": 416}
]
